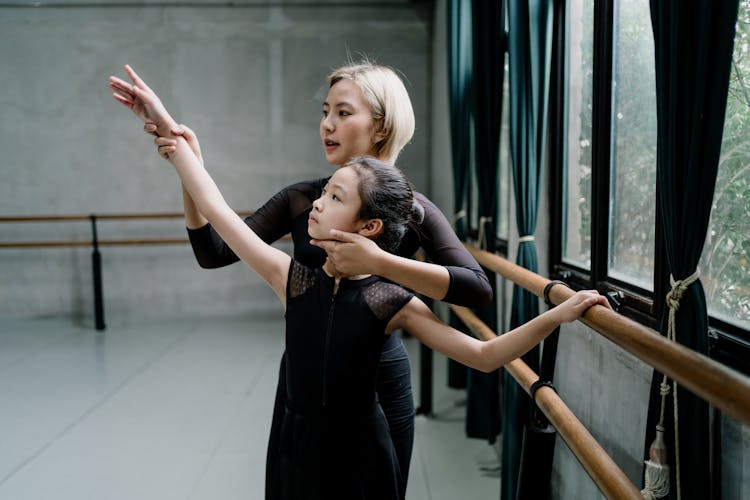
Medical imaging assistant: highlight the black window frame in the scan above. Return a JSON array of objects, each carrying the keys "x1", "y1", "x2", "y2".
[{"x1": 548, "y1": 0, "x2": 750, "y2": 375}]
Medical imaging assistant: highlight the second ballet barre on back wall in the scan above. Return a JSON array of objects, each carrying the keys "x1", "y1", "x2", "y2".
[{"x1": 0, "y1": 211, "x2": 256, "y2": 330}]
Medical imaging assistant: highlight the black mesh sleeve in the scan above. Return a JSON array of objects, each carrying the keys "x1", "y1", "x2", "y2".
[
  {"x1": 186, "y1": 179, "x2": 326, "y2": 269},
  {"x1": 363, "y1": 281, "x2": 415, "y2": 322},
  {"x1": 411, "y1": 192, "x2": 493, "y2": 308}
]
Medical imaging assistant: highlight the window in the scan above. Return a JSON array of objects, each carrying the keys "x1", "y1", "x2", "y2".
[
  {"x1": 561, "y1": 0, "x2": 658, "y2": 294},
  {"x1": 608, "y1": 0, "x2": 657, "y2": 291},
  {"x1": 563, "y1": 0, "x2": 593, "y2": 270},
  {"x1": 555, "y1": 0, "x2": 748, "y2": 342},
  {"x1": 700, "y1": 1, "x2": 750, "y2": 331}
]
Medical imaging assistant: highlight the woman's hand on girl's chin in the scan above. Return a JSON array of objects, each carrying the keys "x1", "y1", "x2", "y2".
[{"x1": 310, "y1": 230, "x2": 382, "y2": 276}]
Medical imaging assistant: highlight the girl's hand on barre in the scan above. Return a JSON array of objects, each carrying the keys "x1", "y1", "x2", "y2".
[
  {"x1": 109, "y1": 64, "x2": 179, "y2": 136},
  {"x1": 144, "y1": 123, "x2": 204, "y2": 164},
  {"x1": 554, "y1": 290, "x2": 612, "y2": 324}
]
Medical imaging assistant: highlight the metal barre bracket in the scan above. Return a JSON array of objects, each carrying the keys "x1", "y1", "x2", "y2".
[{"x1": 543, "y1": 280, "x2": 568, "y2": 306}]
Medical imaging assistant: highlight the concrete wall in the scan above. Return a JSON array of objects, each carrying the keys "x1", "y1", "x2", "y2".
[
  {"x1": 551, "y1": 321, "x2": 652, "y2": 498},
  {"x1": 551, "y1": 321, "x2": 750, "y2": 499},
  {"x1": 0, "y1": 0, "x2": 433, "y2": 324}
]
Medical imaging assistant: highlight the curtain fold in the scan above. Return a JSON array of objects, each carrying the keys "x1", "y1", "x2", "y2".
[
  {"x1": 644, "y1": 1, "x2": 739, "y2": 498},
  {"x1": 446, "y1": 0, "x2": 474, "y2": 391},
  {"x1": 447, "y1": 0, "x2": 473, "y2": 243},
  {"x1": 464, "y1": 0, "x2": 505, "y2": 443},
  {"x1": 503, "y1": 0, "x2": 554, "y2": 498}
]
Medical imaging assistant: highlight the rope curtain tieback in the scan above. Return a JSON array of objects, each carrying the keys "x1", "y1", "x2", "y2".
[
  {"x1": 641, "y1": 269, "x2": 700, "y2": 500},
  {"x1": 477, "y1": 216, "x2": 493, "y2": 250},
  {"x1": 518, "y1": 235, "x2": 535, "y2": 243}
]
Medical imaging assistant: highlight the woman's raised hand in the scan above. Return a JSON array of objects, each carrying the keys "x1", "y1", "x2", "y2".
[
  {"x1": 109, "y1": 64, "x2": 178, "y2": 135},
  {"x1": 144, "y1": 123, "x2": 204, "y2": 163},
  {"x1": 554, "y1": 289, "x2": 612, "y2": 324}
]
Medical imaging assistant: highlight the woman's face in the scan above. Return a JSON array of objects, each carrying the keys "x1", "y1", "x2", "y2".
[
  {"x1": 308, "y1": 167, "x2": 364, "y2": 239},
  {"x1": 320, "y1": 79, "x2": 383, "y2": 167}
]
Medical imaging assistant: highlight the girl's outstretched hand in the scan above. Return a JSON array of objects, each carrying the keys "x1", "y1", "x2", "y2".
[
  {"x1": 554, "y1": 289, "x2": 611, "y2": 324},
  {"x1": 109, "y1": 64, "x2": 178, "y2": 135},
  {"x1": 144, "y1": 123, "x2": 203, "y2": 163}
]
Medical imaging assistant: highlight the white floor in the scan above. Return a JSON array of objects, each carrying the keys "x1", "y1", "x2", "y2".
[{"x1": 0, "y1": 315, "x2": 500, "y2": 500}]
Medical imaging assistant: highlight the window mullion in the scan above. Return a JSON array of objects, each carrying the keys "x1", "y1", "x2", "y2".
[
  {"x1": 590, "y1": 0, "x2": 614, "y2": 286},
  {"x1": 547, "y1": 0, "x2": 567, "y2": 272}
]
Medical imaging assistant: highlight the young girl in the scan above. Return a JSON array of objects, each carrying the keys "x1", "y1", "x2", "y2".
[
  {"x1": 111, "y1": 62, "x2": 492, "y2": 498},
  {"x1": 110, "y1": 66, "x2": 610, "y2": 500}
]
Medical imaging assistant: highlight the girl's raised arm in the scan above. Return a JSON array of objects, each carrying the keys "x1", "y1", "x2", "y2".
[
  {"x1": 144, "y1": 123, "x2": 320, "y2": 269},
  {"x1": 165, "y1": 137, "x2": 291, "y2": 302},
  {"x1": 110, "y1": 65, "x2": 291, "y2": 302}
]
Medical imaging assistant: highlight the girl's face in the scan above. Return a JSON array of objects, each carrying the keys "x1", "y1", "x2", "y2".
[
  {"x1": 320, "y1": 79, "x2": 383, "y2": 167},
  {"x1": 308, "y1": 167, "x2": 364, "y2": 239}
]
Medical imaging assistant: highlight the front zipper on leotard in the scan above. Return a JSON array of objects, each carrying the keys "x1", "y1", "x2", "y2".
[{"x1": 322, "y1": 292, "x2": 336, "y2": 408}]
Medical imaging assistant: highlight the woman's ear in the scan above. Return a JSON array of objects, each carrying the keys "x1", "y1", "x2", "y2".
[
  {"x1": 373, "y1": 131, "x2": 387, "y2": 144},
  {"x1": 373, "y1": 120, "x2": 387, "y2": 145},
  {"x1": 358, "y1": 218, "x2": 384, "y2": 238}
]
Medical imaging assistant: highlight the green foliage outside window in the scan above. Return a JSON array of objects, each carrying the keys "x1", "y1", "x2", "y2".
[
  {"x1": 701, "y1": 0, "x2": 750, "y2": 330},
  {"x1": 564, "y1": 0, "x2": 592, "y2": 269},
  {"x1": 609, "y1": 0, "x2": 657, "y2": 290},
  {"x1": 567, "y1": 0, "x2": 748, "y2": 330}
]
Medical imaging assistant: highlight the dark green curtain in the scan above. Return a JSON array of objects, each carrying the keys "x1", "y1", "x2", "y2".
[
  {"x1": 448, "y1": 0, "x2": 473, "y2": 243},
  {"x1": 644, "y1": 1, "x2": 739, "y2": 498},
  {"x1": 503, "y1": 0, "x2": 553, "y2": 498},
  {"x1": 446, "y1": 0, "x2": 473, "y2": 391},
  {"x1": 464, "y1": 0, "x2": 504, "y2": 442}
]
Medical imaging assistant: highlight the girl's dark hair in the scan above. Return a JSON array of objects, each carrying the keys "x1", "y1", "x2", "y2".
[{"x1": 346, "y1": 156, "x2": 424, "y2": 253}]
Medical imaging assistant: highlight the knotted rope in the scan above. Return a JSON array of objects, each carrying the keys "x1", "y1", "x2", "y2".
[{"x1": 641, "y1": 269, "x2": 699, "y2": 500}]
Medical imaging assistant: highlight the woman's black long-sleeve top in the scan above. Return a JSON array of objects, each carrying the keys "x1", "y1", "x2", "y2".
[{"x1": 186, "y1": 177, "x2": 492, "y2": 307}]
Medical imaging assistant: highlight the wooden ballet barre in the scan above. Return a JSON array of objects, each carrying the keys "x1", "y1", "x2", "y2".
[
  {"x1": 450, "y1": 305, "x2": 642, "y2": 499},
  {"x1": 0, "y1": 215, "x2": 91, "y2": 223},
  {"x1": 0, "y1": 238, "x2": 190, "y2": 248},
  {"x1": 0, "y1": 236, "x2": 291, "y2": 249},
  {"x1": 0, "y1": 211, "x2": 253, "y2": 223},
  {"x1": 0, "y1": 211, "x2": 275, "y2": 249},
  {"x1": 464, "y1": 243, "x2": 750, "y2": 427}
]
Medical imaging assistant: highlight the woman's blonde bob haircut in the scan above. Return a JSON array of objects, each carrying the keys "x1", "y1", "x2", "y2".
[{"x1": 327, "y1": 62, "x2": 415, "y2": 165}]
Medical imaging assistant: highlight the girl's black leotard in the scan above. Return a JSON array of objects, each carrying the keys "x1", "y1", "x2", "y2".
[
  {"x1": 186, "y1": 177, "x2": 492, "y2": 498},
  {"x1": 280, "y1": 259, "x2": 413, "y2": 499}
]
